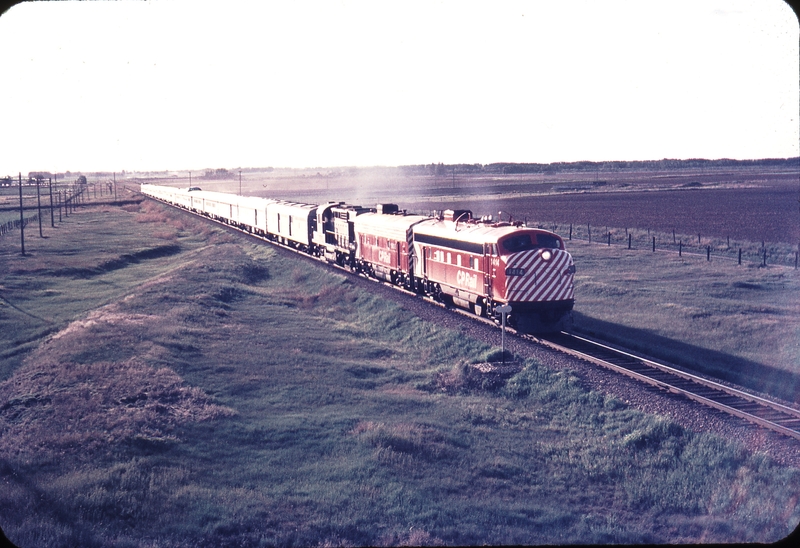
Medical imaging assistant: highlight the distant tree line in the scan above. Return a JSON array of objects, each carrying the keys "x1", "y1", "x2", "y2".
[
  {"x1": 201, "y1": 168, "x2": 235, "y2": 180},
  {"x1": 400, "y1": 163, "x2": 485, "y2": 176},
  {"x1": 399, "y1": 157, "x2": 799, "y2": 175}
]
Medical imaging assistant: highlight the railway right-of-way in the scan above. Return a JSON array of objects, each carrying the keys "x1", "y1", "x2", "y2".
[
  {"x1": 536, "y1": 331, "x2": 800, "y2": 442},
  {"x1": 141, "y1": 190, "x2": 800, "y2": 466}
]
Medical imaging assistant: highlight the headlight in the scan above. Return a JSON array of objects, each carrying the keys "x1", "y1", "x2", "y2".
[{"x1": 541, "y1": 250, "x2": 552, "y2": 261}]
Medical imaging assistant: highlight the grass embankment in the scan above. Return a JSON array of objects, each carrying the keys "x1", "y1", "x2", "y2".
[
  {"x1": 563, "y1": 237, "x2": 800, "y2": 403},
  {"x1": 1, "y1": 199, "x2": 799, "y2": 546}
]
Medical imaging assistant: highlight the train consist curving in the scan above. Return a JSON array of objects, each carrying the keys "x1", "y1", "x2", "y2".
[{"x1": 141, "y1": 184, "x2": 576, "y2": 333}]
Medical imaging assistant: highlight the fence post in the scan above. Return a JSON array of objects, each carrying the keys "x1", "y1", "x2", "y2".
[
  {"x1": 569, "y1": 224, "x2": 572, "y2": 240},
  {"x1": 628, "y1": 233, "x2": 631, "y2": 249},
  {"x1": 698, "y1": 233, "x2": 701, "y2": 244},
  {"x1": 18, "y1": 173, "x2": 25, "y2": 255},
  {"x1": 679, "y1": 240, "x2": 682, "y2": 257},
  {"x1": 762, "y1": 248, "x2": 767, "y2": 267},
  {"x1": 36, "y1": 177, "x2": 43, "y2": 237},
  {"x1": 607, "y1": 232, "x2": 611, "y2": 246},
  {"x1": 48, "y1": 178, "x2": 55, "y2": 227},
  {"x1": 738, "y1": 248, "x2": 742, "y2": 265},
  {"x1": 673, "y1": 229, "x2": 676, "y2": 244},
  {"x1": 707, "y1": 246, "x2": 710, "y2": 261},
  {"x1": 652, "y1": 236, "x2": 655, "y2": 252}
]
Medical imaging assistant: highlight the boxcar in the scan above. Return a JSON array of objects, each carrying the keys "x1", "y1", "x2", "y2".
[{"x1": 266, "y1": 200, "x2": 317, "y2": 251}]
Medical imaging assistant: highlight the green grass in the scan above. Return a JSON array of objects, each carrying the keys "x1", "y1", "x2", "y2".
[{"x1": 1, "y1": 199, "x2": 799, "y2": 546}]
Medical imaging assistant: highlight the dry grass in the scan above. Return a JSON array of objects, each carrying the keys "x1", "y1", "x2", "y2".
[
  {"x1": 0, "y1": 356, "x2": 236, "y2": 463},
  {"x1": 1, "y1": 211, "x2": 237, "y2": 465}
]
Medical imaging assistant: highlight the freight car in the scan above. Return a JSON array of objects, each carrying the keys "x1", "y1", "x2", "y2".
[{"x1": 140, "y1": 184, "x2": 575, "y2": 332}]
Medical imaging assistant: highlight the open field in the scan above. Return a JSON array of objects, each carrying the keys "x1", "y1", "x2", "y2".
[{"x1": 1, "y1": 196, "x2": 799, "y2": 546}]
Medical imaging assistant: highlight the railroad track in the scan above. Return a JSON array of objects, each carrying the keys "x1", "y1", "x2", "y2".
[
  {"x1": 533, "y1": 331, "x2": 800, "y2": 442},
  {"x1": 140, "y1": 192, "x2": 800, "y2": 443}
]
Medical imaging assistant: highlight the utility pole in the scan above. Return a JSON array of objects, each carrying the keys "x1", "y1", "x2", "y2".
[
  {"x1": 239, "y1": 170, "x2": 242, "y2": 195},
  {"x1": 18, "y1": 173, "x2": 25, "y2": 255}
]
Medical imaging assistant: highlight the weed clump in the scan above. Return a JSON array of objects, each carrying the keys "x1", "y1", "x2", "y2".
[
  {"x1": 622, "y1": 417, "x2": 685, "y2": 451},
  {"x1": 420, "y1": 356, "x2": 523, "y2": 394},
  {"x1": 351, "y1": 421, "x2": 459, "y2": 464}
]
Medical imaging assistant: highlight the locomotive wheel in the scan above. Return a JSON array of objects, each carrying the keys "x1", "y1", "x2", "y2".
[{"x1": 471, "y1": 300, "x2": 485, "y2": 317}]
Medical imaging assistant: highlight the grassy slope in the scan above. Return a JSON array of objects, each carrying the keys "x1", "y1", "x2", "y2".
[
  {"x1": 568, "y1": 239, "x2": 800, "y2": 402},
  {"x1": 0, "y1": 199, "x2": 799, "y2": 546}
]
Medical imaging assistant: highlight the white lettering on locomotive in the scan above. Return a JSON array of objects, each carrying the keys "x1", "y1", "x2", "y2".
[
  {"x1": 378, "y1": 249, "x2": 391, "y2": 264},
  {"x1": 456, "y1": 270, "x2": 478, "y2": 290}
]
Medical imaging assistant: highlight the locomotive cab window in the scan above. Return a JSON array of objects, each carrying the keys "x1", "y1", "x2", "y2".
[
  {"x1": 500, "y1": 234, "x2": 533, "y2": 253},
  {"x1": 501, "y1": 233, "x2": 563, "y2": 253},
  {"x1": 535, "y1": 233, "x2": 563, "y2": 249}
]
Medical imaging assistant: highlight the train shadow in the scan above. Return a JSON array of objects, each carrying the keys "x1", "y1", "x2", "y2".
[{"x1": 571, "y1": 312, "x2": 800, "y2": 405}]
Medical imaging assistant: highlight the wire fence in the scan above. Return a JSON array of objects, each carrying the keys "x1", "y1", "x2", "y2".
[
  {"x1": 538, "y1": 221, "x2": 800, "y2": 269},
  {"x1": 0, "y1": 213, "x2": 39, "y2": 238}
]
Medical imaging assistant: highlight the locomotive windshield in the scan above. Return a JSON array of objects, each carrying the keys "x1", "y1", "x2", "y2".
[{"x1": 500, "y1": 233, "x2": 563, "y2": 253}]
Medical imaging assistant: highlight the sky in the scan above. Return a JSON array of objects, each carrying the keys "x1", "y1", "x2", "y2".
[{"x1": 0, "y1": 0, "x2": 798, "y2": 175}]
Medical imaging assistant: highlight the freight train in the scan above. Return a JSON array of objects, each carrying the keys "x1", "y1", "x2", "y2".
[{"x1": 140, "y1": 184, "x2": 575, "y2": 333}]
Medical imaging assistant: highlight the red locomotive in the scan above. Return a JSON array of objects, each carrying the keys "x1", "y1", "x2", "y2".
[{"x1": 355, "y1": 207, "x2": 575, "y2": 332}]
